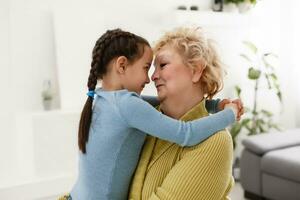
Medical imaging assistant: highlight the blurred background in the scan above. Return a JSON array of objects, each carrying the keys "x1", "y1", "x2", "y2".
[{"x1": 0, "y1": 0, "x2": 299, "y2": 199}]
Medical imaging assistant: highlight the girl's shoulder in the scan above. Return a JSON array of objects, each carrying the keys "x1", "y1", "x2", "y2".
[
  {"x1": 95, "y1": 88, "x2": 141, "y2": 105},
  {"x1": 95, "y1": 88, "x2": 139, "y2": 97}
]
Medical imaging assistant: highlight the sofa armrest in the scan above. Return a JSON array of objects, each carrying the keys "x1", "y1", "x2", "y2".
[{"x1": 242, "y1": 129, "x2": 300, "y2": 155}]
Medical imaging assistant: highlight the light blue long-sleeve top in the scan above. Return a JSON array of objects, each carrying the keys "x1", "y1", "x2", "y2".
[{"x1": 70, "y1": 88, "x2": 235, "y2": 200}]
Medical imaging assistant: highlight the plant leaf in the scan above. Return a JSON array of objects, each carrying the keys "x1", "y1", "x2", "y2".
[
  {"x1": 264, "y1": 52, "x2": 278, "y2": 58},
  {"x1": 277, "y1": 91, "x2": 282, "y2": 102},
  {"x1": 235, "y1": 85, "x2": 241, "y2": 98},
  {"x1": 261, "y1": 109, "x2": 273, "y2": 117},
  {"x1": 243, "y1": 41, "x2": 257, "y2": 54},
  {"x1": 230, "y1": 122, "x2": 242, "y2": 138},
  {"x1": 270, "y1": 73, "x2": 277, "y2": 81},
  {"x1": 241, "y1": 118, "x2": 251, "y2": 126},
  {"x1": 240, "y1": 54, "x2": 252, "y2": 62},
  {"x1": 248, "y1": 67, "x2": 261, "y2": 80},
  {"x1": 264, "y1": 73, "x2": 272, "y2": 89}
]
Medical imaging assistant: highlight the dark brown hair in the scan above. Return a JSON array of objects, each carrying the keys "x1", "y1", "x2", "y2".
[{"x1": 78, "y1": 28, "x2": 150, "y2": 153}]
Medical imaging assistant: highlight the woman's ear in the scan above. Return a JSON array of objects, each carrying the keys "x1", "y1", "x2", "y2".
[
  {"x1": 115, "y1": 56, "x2": 128, "y2": 74},
  {"x1": 191, "y1": 62, "x2": 205, "y2": 83}
]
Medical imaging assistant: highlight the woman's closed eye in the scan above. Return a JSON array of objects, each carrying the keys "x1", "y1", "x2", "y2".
[{"x1": 159, "y1": 63, "x2": 167, "y2": 68}]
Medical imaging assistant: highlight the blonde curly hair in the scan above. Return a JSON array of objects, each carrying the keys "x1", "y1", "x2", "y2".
[{"x1": 154, "y1": 27, "x2": 225, "y2": 99}]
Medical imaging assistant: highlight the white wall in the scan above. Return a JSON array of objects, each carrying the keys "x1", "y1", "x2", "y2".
[
  {"x1": 10, "y1": 0, "x2": 60, "y2": 112},
  {"x1": 52, "y1": 0, "x2": 176, "y2": 110},
  {"x1": 0, "y1": 0, "x2": 17, "y2": 182},
  {"x1": 289, "y1": 0, "x2": 300, "y2": 127},
  {"x1": 6, "y1": 0, "x2": 296, "y2": 117},
  {"x1": 6, "y1": 0, "x2": 181, "y2": 112}
]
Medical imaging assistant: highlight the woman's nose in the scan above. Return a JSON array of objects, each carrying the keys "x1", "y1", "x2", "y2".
[{"x1": 151, "y1": 68, "x2": 159, "y2": 81}]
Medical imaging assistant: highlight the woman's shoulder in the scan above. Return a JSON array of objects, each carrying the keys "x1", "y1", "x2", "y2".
[{"x1": 209, "y1": 129, "x2": 232, "y2": 143}]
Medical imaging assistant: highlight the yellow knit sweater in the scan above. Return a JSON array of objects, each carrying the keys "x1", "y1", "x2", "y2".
[{"x1": 128, "y1": 100, "x2": 234, "y2": 200}]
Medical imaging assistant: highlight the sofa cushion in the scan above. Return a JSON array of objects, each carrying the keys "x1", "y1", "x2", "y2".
[
  {"x1": 242, "y1": 129, "x2": 300, "y2": 155},
  {"x1": 261, "y1": 146, "x2": 300, "y2": 183}
]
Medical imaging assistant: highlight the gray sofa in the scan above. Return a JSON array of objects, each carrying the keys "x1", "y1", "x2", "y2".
[{"x1": 240, "y1": 129, "x2": 300, "y2": 200}]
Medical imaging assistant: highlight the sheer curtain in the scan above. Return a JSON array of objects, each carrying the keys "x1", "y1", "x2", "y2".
[
  {"x1": 280, "y1": 0, "x2": 300, "y2": 128},
  {"x1": 291, "y1": 1, "x2": 300, "y2": 127}
]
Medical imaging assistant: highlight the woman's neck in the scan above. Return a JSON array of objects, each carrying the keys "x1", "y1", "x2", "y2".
[{"x1": 160, "y1": 90, "x2": 204, "y2": 119}]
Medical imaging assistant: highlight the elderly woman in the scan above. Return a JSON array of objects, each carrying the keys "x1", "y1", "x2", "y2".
[{"x1": 129, "y1": 27, "x2": 235, "y2": 200}]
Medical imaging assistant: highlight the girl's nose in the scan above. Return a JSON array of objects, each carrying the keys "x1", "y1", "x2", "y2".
[{"x1": 145, "y1": 75, "x2": 150, "y2": 84}]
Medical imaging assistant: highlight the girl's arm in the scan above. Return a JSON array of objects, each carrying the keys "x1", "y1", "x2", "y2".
[
  {"x1": 118, "y1": 93, "x2": 236, "y2": 147},
  {"x1": 142, "y1": 95, "x2": 221, "y2": 114}
]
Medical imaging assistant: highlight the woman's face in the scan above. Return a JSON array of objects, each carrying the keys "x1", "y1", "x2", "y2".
[{"x1": 152, "y1": 45, "x2": 194, "y2": 102}]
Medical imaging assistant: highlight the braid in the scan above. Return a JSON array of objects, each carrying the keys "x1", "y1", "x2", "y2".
[
  {"x1": 86, "y1": 29, "x2": 130, "y2": 91},
  {"x1": 78, "y1": 28, "x2": 150, "y2": 153}
]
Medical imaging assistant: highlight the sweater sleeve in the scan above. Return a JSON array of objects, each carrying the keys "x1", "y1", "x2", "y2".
[
  {"x1": 117, "y1": 93, "x2": 235, "y2": 147},
  {"x1": 205, "y1": 98, "x2": 221, "y2": 114},
  {"x1": 148, "y1": 131, "x2": 234, "y2": 200}
]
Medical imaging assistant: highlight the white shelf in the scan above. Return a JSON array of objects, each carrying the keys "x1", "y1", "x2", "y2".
[
  {"x1": 0, "y1": 174, "x2": 76, "y2": 200},
  {"x1": 174, "y1": 10, "x2": 257, "y2": 28}
]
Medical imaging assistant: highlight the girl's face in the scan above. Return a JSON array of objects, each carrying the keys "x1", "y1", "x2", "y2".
[
  {"x1": 152, "y1": 45, "x2": 194, "y2": 101},
  {"x1": 123, "y1": 46, "x2": 153, "y2": 94}
]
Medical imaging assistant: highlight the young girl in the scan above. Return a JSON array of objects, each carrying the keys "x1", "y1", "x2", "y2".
[{"x1": 62, "y1": 29, "x2": 239, "y2": 200}]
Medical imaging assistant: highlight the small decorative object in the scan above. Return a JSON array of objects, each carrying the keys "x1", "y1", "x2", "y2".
[
  {"x1": 238, "y1": 0, "x2": 256, "y2": 13},
  {"x1": 224, "y1": 0, "x2": 257, "y2": 13},
  {"x1": 190, "y1": 5, "x2": 199, "y2": 11},
  {"x1": 41, "y1": 80, "x2": 54, "y2": 111},
  {"x1": 177, "y1": 5, "x2": 187, "y2": 10},
  {"x1": 212, "y1": 0, "x2": 223, "y2": 12},
  {"x1": 230, "y1": 41, "x2": 282, "y2": 149},
  {"x1": 223, "y1": 0, "x2": 239, "y2": 13}
]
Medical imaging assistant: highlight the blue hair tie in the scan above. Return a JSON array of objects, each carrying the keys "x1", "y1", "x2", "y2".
[{"x1": 87, "y1": 90, "x2": 95, "y2": 99}]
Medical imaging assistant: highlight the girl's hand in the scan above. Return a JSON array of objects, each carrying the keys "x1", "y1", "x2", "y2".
[
  {"x1": 231, "y1": 99, "x2": 244, "y2": 121},
  {"x1": 219, "y1": 99, "x2": 244, "y2": 121}
]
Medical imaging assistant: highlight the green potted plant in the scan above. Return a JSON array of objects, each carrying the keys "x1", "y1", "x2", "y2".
[
  {"x1": 223, "y1": 0, "x2": 257, "y2": 13},
  {"x1": 223, "y1": 0, "x2": 239, "y2": 12},
  {"x1": 237, "y1": 0, "x2": 257, "y2": 13},
  {"x1": 41, "y1": 80, "x2": 54, "y2": 110},
  {"x1": 230, "y1": 41, "x2": 282, "y2": 180},
  {"x1": 230, "y1": 41, "x2": 282, "y2": 149}
]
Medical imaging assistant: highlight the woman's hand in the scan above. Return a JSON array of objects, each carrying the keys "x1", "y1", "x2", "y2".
[{"x1": 219, "y1": 99, "x2": 244, "y2": 121}]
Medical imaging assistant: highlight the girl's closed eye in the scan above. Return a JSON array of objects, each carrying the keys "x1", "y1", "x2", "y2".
[{"x1": 144, "y1": 65, "x2": 151, "y2": 71}]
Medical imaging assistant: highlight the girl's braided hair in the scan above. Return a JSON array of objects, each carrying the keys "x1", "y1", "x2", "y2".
[{"x1": 79, "y1": 28, "x2": 150, "y2": 153}]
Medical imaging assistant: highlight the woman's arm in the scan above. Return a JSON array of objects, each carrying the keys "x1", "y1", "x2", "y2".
[
  {"x1": 118, "y1": 93, "x2": 236, "y2": 147},
  {"x1": 205, "y1": 99, "x2": 221, "y2": 114}
]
